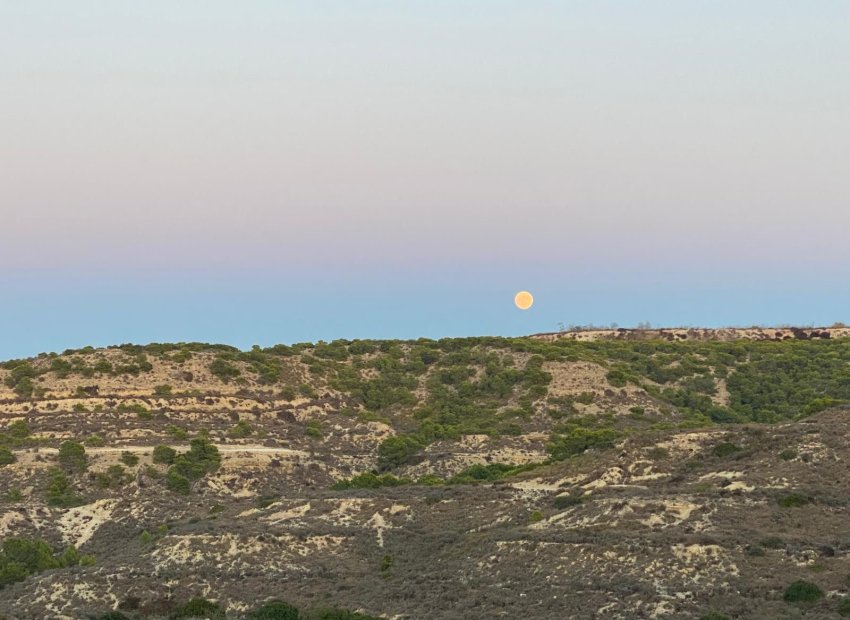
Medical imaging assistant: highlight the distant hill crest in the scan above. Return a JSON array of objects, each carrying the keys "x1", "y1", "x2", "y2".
[{"x1": 532, "y1": 325, "x2": 850, "y2": 342}]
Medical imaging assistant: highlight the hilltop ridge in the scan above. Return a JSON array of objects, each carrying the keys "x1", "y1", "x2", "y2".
[{"x1": 533, "y1": 325, "x2": 850, "y2": 342}]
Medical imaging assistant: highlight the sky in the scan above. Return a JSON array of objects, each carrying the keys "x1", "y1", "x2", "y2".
[{"x1": 2, "y1": 1, "x2": 850, "y2": 359}]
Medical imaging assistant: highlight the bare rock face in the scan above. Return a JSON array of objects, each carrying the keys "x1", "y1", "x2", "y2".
[{"x1": 1, "y1": 337, "x2": 849, "y2": 618}]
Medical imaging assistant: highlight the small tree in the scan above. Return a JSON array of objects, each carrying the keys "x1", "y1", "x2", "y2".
[
  {"x1": 0, "y1": 448, "x2": 15, "y2": 466},
  {"x1": 152, "y1": 445, "x2": 177, "y2": 465},
  {"x1": 783, "y1": 580, "x2": 824, "y2": 603},
  {"x1": 249, "y1": 600, "x2": 300, "y2": 620},
  {"x1": 377, "y1": 435, "x2": 423, "y2": 471},
  {"x1": 58, "y1": 441, "x2": 87, "y2": 473},
  {"x1": 166, "y1": 470, "x2": 191, "y2": 494}
]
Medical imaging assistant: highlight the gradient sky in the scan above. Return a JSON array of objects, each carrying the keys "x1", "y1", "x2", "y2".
[{"x1": 2, "y1": 2, "x2": 850, "y2": 359}]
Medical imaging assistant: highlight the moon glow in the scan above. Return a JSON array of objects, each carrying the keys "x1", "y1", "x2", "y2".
[{"x1": 514, "y1": 291, "x2": 534, "y2": 310}]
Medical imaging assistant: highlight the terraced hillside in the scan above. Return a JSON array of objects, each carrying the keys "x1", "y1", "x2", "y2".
[{"x1": 1, "y1": 335, "x2": 850, "y2": 618}]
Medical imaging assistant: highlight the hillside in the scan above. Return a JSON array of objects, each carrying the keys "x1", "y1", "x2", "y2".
[{"x1": 1, "y1": 334, "x2": 850, "y2": 618}]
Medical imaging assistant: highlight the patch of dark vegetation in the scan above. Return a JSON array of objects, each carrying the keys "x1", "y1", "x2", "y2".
[
  {"x1": 0, "y1": 537, "x2": 93, "y2": 589},
  {"x1": 165, "y1": 439, "x2": 221, "y2": 494},
  {"x1": 783, "y1": 580, "x2": 824, "y2": 603}
]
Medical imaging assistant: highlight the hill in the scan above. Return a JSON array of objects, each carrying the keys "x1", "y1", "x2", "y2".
[{"x1": 1, "y1": 334, "x2": 850, "y2": 618}]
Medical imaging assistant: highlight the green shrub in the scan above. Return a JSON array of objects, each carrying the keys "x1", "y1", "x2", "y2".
[
  {"x1": 166, "y1": 439, "x2": 221, "y2": 494},
  {"x1": 699, "y1": 614, "x2": 731, "y2": 620},
  {"x1": 210, "y1": 358, "x2": 241, "y2": 381},
  {"x1": 553, "y1": 494, "x2": 583, "y2": 509},
  {"x1": 0, "y1": 448, "x2": 15, "y2": 466},
  {"x1": 838, "y1": 597, "x2": 850, "y2": 617},
  {"x1": 547, "y1": 427, "x2": 619, "y2": 461},
  {"x1": 153, "y1": 384, "x2": 173, "y2": 396},
  {"x1": 761, "y1": 536, "x2": 785, "y2": 549},
  {"x1": 305, "y1": 420, "x2": 324, "y2": 439},
  {"x1": 4, "y1": 362, "x2": 39, "y2": 398},
  {"x1": 5, "y1": 488, "x2": 23, "y2": 502},
  {"x1": 120, "y1": 452, "x2": 139, "y2": 467},
  {"x1": 332, "y1": 472, "x2": 411, "y2": 490},
  {"x1": 168, "y1": 425, "x2": 189, "y2": 440},
  {"x1": 58, "y1": 441, "x2": 87, "y2": 473},
  {"x1": 228, "y1": 420, "x2": 254, "y2": 438},
  {"x1": 712, "y1": 442, "x2": 740, "y2": 457},
  {"x1": 175, "y1": 597, "x2": 225, "y2": 619},
  {"x1": 152, "y1": 445, "x2": 177, "y2": 465},
  {"x1": 0, "y1": 537, "x2": 92, "y2": 588},
  {"x1": 85, "y1": 434, "x2": 105, "y2": 447},
  {"x1": 96, "y1": 465, "x2": 131, "y2": 489},
  {"x1": 377, "y1": 435, "x2": 423, "y2": 471},
  {"x1": 7, "y1": 420, "x2": 29, "y2": 438},
  {"x1": 249, "y1": 600, "x2": 300, "y2": 620},
  {"x1": 778, "y1": 493, "x2": 810, "y2": 508},
  {"x1": 783, "y1": 580, "x2": 824, "y2": 603},
  {"x1": 447, "y1": 462, "x2": 535, "y2": 484},
  {"x1": 779, "y1": 448, "x2": 798, "y2": 461},
  {"x1": 166, "y1": 470, "x2": 191, "y2": 495},
  {"x1": 45, "y1": 469, "x2": 84, "y2": 507}
]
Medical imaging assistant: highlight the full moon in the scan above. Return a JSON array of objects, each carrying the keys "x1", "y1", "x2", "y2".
[{"x1": 514, "y1": 291, "x2": 534, "y2": 310}]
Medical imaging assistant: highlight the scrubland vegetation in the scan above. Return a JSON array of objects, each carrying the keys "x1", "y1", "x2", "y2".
[{"x1": 3, "y1": 334, "x2": 850, "y2": 617}]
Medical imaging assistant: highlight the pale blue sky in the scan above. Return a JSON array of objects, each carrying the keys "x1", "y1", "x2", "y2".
[{"x1": 2, "y1": 2, "x2": 849, "y2": 358}]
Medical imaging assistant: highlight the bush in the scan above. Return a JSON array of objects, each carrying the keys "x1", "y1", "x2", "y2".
[
  {"x1": 210, "y1": 358, "x2": 241, "y2": 381},
  {"x1": 175, "y1": 597, "x2": 225, "y2": 619},
  {"x1": 228, "y1": 420, "x2": 253, "y2": 438},
  {"x1": 153, "y1": 384, "x2": 173, "y2": 396},
  {"x1": 838, "y1": 597, "x2": 850, "y2": 617},
  {"x1": 120, "y1": 452, "x2": 139, "y2": 467},
  {"x1": 249, "y1": 600, "x2": 300, "y2": 620},
  {"x1": 0, "y1": 448, "x2": 15, "y2": 466},
  {"x1": 6, "y1": 488, "x2": 23, "y2": 502},
  {"x1": 547, "y1": 427, "x2": 619, "y2": 460},
  {"x1": 332, "y1": 472, "x2": 411, "y2": 490},
  {"x1": 305, "y1": 420, "x2": 324, "y2": 439},
  {"x1": 0, "y1": 537, "x2": 92, "y2": 589},
  {"x1": 58, "y1": 441, "x2": 87, "y2": 473},
  {"x1": 377, "y1": 435, "x2": 423, "y2": 471},
  {"x1": 166, "y1": 470, "x2": 191, "y2": 495},
  {"x1": 153, "y1": 445, "x2": 177, "y2": 465},
  {"x1": 761, "y1": 536, "x2": 785, "y2": 549},
  {"x1": 553, "y1": 494, "x2": 583, "y2": 509},
  {"x1": 778, "y1": 493, "x2": 810, "y2": 508},
  {"x1": 712, "y1": 442, "x2": 740, "y2": 457},
  {"x1": 783, "y1": 580, "x2": 824, "y2": 603},
  {"x1": 448, "y1": 463, "x2": 534, "y2": 484},
  {"x1": 85, "y1": 434, "x2": 105, "y2": 447},
  {"x1": 779, "y1": 448, "x2": 798, "y2": 461},
  {"x1": 166, "y1": 439, "x2": 221, "y2": 493},
  {"x1": 7, "y1": 420, "x2": 29, "y2": 438},
  {"x1": 45, "y1": 469, "x2": 85, "y2": 507},
  {"x1": 96, "y1": 465, "x2": 131, "y2": 489}
]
